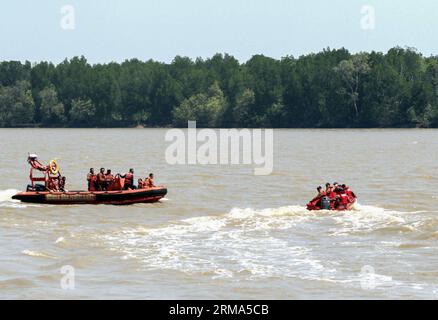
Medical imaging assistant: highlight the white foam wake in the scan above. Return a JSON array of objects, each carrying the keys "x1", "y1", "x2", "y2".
[
  {"x1": 328, "y1": 203, "x2": 421, "y2": 236},
  {"x1": 0, "y1": 189, "x2": 43, "y2": 208},
  {"x1": 0, "y1": 189, "x2": 19, "y2": 202},
  {"x1": 102, "y1": 205, "x2": 318, "y2": 279},
  {"x1": 102, "y1": 203, "x2": 427, "y2": 284},
  {"x1": 22, "y1": 250, "x2": 54, "y2": 259}
]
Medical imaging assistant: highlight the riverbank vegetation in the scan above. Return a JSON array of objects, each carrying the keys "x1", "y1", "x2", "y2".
[{"x1": 0, "y1": 47, "x2": 437, "y2": 128}]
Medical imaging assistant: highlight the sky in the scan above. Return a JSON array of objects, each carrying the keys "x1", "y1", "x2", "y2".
[{"x1": 0, "y1": 0, "x2": 437, "y2": 64}]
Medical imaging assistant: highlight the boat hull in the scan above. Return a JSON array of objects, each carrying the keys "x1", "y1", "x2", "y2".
[{"x1": 12, "y1": 187, "x2": 167, "y2": 205}]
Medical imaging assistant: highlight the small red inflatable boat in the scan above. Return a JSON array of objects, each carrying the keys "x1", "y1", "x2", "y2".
[
  {"x1": 307, "y1": 188, "x2": 357, "y2": 211},
  {"x1": 12, "y1": 187, "x2": 167, "y2": 205}
]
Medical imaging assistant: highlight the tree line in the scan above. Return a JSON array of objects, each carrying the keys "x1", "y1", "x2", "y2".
[{"x1": 0, "y1": 47, "x2": 437, "y2": 128}]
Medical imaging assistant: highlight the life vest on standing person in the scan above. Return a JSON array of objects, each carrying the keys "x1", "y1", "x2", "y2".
[
  {"x1": 125, "y1": 173, "x2": 133, "y2": 186},
  {"x1": 96, "y1": 168, "x2": 106, "y2": 190},
  {"x1": 87, "y1": 169, "x2": 97, "y2": 191},
  {"x1": 122, "y1": 169, "x2": 135, "y2": 189},
  {"x1": 105, "y1": 170, "x2": 114, "y2": 190}
]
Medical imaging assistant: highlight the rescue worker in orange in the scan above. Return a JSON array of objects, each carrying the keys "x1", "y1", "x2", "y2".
[
  {"x1": 105, "y1": 169, "x2": 115, "y2": 190},
  {"x1": 121, "y1": 169, "x2": 135, "y2": 190},
  {"x1": 137, "y1": 178, "x2": 144, "y2": 189},
  {"x1": 87, "y1": 168, "x2": 97, "y2": 191},
  {"x1": 144, "y1": 173, "x2": 155, "y2": 188},
  {"x1": 97, "y1": 168, "x2": 106, "y2": 191}
]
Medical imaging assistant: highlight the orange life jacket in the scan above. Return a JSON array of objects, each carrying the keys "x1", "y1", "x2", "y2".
[
  {"x1": 145, "y1": 177, "x2": 154, "y2": 188},
  {"x1": 125, "y1": 173, "x2": 134, "y2": 186},
  {"x1": 87, "y1": 173, "x2": 97, "y2": 191},
  {"x1": 97, "y1": 173, "x2": 106, "y2": 183}
]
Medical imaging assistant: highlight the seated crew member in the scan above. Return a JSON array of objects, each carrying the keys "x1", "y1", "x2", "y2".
[
  {"x1": 325, "y1": 183, "x2": 334, "y2": 198},
  {"x1": 105, "y1": 169, "x2": 115, "y2": 190},
  {"x1": 87, "y1": 168, "x2": 97, "y2": 191},
  {"x1": 316, "y1": 186, "x2": 325, "y2": 198},
  {"x1": 339, "y1": 191, "x2": 349, "y2": 204},
  {"x1": 48, "y1": 176, "x2": 59, "y2": 192},
  {"x1": 310, "y1": 186, "x2": 326, "y2": 207},
  {"x1": 144, "y1": 173, "x2": 155, "y2": 188},
  {"x1": 137, "y1": 178, "x2": 144, "y2": 189},
  {"x1": 333, "y1": 182, "x2": 342, "y2": 193},
  {"x1": 59, "y1": 176, "x2": 67, "y2": 192},
  {"x1": 343, "y1": 184, "x2": 355, "y2": 198},
  {"x1": 97, "y1": 168, "x2": 106, "y2": 191},
  {"x1": 121, "y1": 169, "x2": 135, "y2": 190}
]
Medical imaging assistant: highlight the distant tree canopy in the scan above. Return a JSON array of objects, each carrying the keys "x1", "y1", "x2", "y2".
[{"x1": 0, "y1": 47, "x2": 438, "y2": 128}]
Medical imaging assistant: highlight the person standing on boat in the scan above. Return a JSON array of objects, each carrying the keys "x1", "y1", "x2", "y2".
[
  {"x1": 145, "y1": 173, "x2": 155, "y2": 188},
  {"x1": 105, "y1": 169, "x2": 115, "y2": 190},
  {"x1": 87, "y1": 168, "x2": 97, "y2": 191},
  {"x1": 121, "y1": 168, "x2": 135, "y2": 190},
  {"x1": 97, "y1": 168, "x2": 106, "y2": 191}
]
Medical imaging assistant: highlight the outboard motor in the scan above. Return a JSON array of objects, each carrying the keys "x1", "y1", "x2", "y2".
[{"x1": 321, "y1": 196, "x2": 331, "y2": 210}]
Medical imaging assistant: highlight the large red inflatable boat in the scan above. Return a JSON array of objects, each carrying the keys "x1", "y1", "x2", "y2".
[
  {"x1": 12, "y1": 154, "x2": 167, "y2": 205},
  {"x1": 307, "y1": 187, "x2": 357, "y2": 211},
  {"x1": 12, "y1": 187, "x2": 167, "y2": 205}
]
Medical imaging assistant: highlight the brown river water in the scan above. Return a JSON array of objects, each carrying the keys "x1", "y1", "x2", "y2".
[{"x1": 0, "y1": 128, "x2": 438, "y2": 299}]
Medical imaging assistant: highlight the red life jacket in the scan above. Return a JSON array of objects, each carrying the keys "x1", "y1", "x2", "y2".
[
  {"x1": 326, "y1": 188, "x2": 336, "y2": 199},
  {"x1": 340, "y1": 193, "x2": 349, "y2": 204}
]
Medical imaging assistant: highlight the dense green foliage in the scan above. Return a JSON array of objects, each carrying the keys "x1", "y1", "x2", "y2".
[{"x1": 0, "y1": 47, "x2": 437, "y2": 128}]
